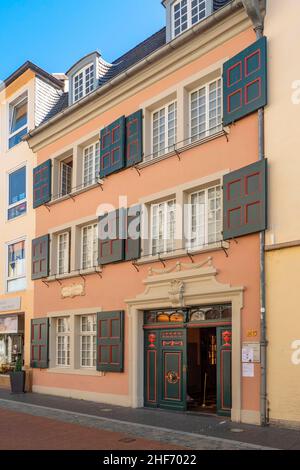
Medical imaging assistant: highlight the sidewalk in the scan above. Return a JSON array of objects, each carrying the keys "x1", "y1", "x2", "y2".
[{"x1": 0, "y1": 389, "x2": 299, "y2": 450}]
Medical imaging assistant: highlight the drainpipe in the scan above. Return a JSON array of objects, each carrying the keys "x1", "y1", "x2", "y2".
[{"x1": 242, "y1": 0, "x2": 267, "y2": 427}]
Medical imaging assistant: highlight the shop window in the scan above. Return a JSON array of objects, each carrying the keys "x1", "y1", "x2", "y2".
[{"x1": 0, "y1": 315, "x2": 24, "y2": 373}]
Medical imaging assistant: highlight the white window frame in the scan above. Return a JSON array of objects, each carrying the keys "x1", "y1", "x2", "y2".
[
  {"x1": 56, "y1": 317, "x2": 71, "y2": 367},
  {"x1": 189, "y1": 77, "x2": 222, "y2": 143},
  {"x1": 73, "y1": 63, "x2": 95, "y2": 103},
  {"x1": 60, "y1": 159, "x2": 73, "y2": 196},
  {"x1": 188, "y1": 184, "x2": 222, "y2": 250},
  {"x1": 79, "y1": 315, "x2": 96, "y2": 369},
  {"x1": 151, "y1": 101, "x2": 177, "y2": 159},
  {"x1": 57, "y1": 232, "x2": 70, "y2": 275},
  {"x1": 6, "y1": 238, "x2": 26, "y2": 293},
  {"x1": 150, "y1": 199, "x2": 176, "y2": 255},
  {"x1": 9, "y1": 94, "x2": 28, "y2": 141},
  {"x1": 82, "y1": 142, "x2": 100, "y2": 187},
  {"x1": 81, "y1": 223, "x2": 98, "y2": 270},
  {"x1": 172, "y1": 0, "x2": 213, "y2": 39},
  {"x1": 7, "y1": 164, "x2": 27, "y2": 221}
]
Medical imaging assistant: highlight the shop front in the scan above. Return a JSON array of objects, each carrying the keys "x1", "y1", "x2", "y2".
[{"x1": 0, "y1": 314, "x2": 24, "y2": 376}]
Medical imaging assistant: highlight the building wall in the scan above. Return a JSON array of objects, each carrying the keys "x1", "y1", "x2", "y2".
[
  {"x1": 0, "y1": 74, "x2": 36, "y2": 368},
  {"x1": 30, "y1": 24, "x2": 263, "y2": 423},
  {"x1": 265, "y1": 0, "x2": 300, "y2": 426}
]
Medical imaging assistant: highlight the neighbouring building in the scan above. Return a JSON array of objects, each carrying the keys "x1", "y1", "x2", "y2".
[
  {"x1": 26, "y1": 0, "x2": 269, "y2": 425},
  {"x1": 0, "y1": 62, "x2": 64, "y2": 389},
  {"x1": 264, "y1": 0, "x2": 300, "y2": 428}
]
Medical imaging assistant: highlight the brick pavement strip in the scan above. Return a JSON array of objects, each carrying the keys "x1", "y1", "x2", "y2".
[
  {"x1": 0, "y1": 408, "x2": 183, "y2": 451},
  {"x1": 0, "y1": 399, "x2": 274, "y2": 450}
]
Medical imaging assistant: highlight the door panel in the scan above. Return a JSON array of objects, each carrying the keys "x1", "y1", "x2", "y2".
[
  {"x1": 159, "y1": 329, "x2": 186, "y2": 410},
  {"x1": 217, "y1": 327, "x2": 232, "y2": 416},
  {"x1": 144, "y1": 330, "x2": 159, "y2": 408},
  {"x1": 144, "y1": 328, "x2": 187, "y2": 411}
]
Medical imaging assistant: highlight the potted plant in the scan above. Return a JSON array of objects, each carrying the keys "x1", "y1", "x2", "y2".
[{"x1": 10, "y1": 356, "x2": 25, "y2": 393}]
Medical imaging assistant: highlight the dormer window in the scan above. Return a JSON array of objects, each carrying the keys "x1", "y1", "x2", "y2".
[
  {"x1": 73, "y1": 63, "x2": 95, "y2": 103},
  {"x1": 67, "y1": 52, "x2": 113, "y2": 105},
  {"x1": 172, "y1": 0, "x2": 213, "y2": 38}
]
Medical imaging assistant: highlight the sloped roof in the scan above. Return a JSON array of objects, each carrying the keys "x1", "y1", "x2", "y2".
[{"x1": 40, "y1": 0, "x2": 232, "y2": 125}]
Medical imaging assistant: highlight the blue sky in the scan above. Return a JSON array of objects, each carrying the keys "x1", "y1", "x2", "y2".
[{"x1": 0, "y1": 0, "x2": 165, "y2": 81}]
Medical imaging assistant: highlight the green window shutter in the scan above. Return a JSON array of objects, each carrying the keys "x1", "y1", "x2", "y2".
[
  {"x1": 33, "y1": 160, "x2": 52, "y2": 208},
  {"x1": 223, "y1": 159, "x2": 267, "y2": 240},
  {"x1": 96, "y1": 311, "x2": 124, "y2": 372},
  {"x1": 125, "y1": 110, "x2": 143, "y2": 167},
  {"x1": 32, "y1": 235, "x2": 50, "y2": 280},
  {"x1": 100, "y1": 116, "x2": 126, "y2": 178},
  {"x1": 30, "y1": 318, "x2": 49, "y2": 369},
  {"x1": 98, "y1": 209, "x2": 125, "y2": 265},
  {"x1": 223, "y1": 36, "x2": 267, "y2": 126},
  {"x1": 125, "y1": 205, "x2": 141, "y2": 261}
]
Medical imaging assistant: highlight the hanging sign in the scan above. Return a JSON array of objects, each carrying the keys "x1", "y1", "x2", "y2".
[
  {"x1": 0, "y1": 316, "x2": 18, "y2": 334},
  {"x1": 0, "y1": 297, "x2": 21, "y2": 312}
]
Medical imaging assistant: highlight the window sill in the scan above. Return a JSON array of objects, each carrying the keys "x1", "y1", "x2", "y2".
[
  {"x1": 46, "y1": 267, "x2": 102, "y2": 282},
  {"x1": 140, "y1": 128, "x2": 229, "y2": 169},
  {"x1": 49, "y1": 180, "x2": 103, "y2": 207},
  {"x1": 136, "y1": 242, "x2": 229, "y2": 266},
  {"x1": 47, "y1": 367, "x2": 105, "y2": 377}
]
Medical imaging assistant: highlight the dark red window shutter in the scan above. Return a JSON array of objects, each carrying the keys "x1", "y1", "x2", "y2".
[
  {"x1": 223, "y1": 36, "x2": 267, "y2": 126},
  {"x1": 32, "y1": 235, "x2": 50, "y2": 280},
  {"x1": 33, "y1": 160, "x2": 52, "y2": 208},
  {"x1": 96, "y1": 311, "x2": 124, "y2": 372},
  {"x1": 125, "y1": 110, "x2": 143, "y2": 167},
  {"x1": 223, "y1": 159, "x2": 267, "y2": 240},
  {"x1": 98, "y1": 209, "x2": 125, "y2": 265},
  {"x1": 30, "y1": 318, "x2": 49, "y2": 369},
  {"x1": 125, "y1": 205, "x2": 141, "y2": 261},
  {"x1": 100, "y1": 116, "x2": 126, "y2": 178}
]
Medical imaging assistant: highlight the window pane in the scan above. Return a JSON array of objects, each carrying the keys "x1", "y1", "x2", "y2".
[
  {"x1": 8, "y1": 202, "x2": 27, "y2": 221},
  {"x1": 61, "y1": 161, "x2": 72, "y2": 196},
  {"x1": 151, "y1": 200, "x2": 176, "y2": 255},
  {"x1": 8, "y1": 128, "x2": 28, "y2": 149},
  {"x1": 8, "y1": 241, "x2": 25, "y2": 279},
  {"x1": 10, "y1": 99, "x2": 28, "y2": 134},
  {"x1": 82, "y1": 224, "x2": 98, "y2": 269},
  {"x1": 9, "y1": 167, "x2": 26, "y2": 205},
  {"x1": 58, "y1": 232, "x2": 69, "y2": 275}
]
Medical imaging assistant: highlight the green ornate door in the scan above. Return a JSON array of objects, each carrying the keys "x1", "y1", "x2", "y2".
[
  {"x1": 217, "y1": 327, "x2": 232, "y2": 416},
  {"x1": 144, "y1": 328, "x2": 187, "y2": 411}
]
